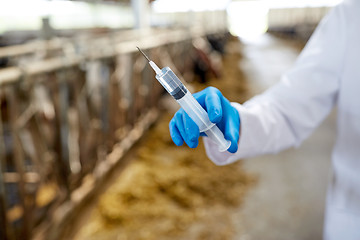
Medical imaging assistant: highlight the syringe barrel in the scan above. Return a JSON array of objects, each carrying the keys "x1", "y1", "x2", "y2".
[
  {"x1": 156, "y1": 67, "x2": 231, "y2": 152},
  {"x1": 155, "y1": 67, "x2": 187, "y2": 99}
]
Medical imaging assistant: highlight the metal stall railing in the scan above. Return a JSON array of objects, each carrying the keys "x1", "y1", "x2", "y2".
[{"x1": 0, "y1": 26, "x2": 226, "y2": 240}]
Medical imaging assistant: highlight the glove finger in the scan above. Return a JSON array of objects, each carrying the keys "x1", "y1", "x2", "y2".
[
  {"x1": 192, "y1": 90, "x2": 207, "y2": 109},
  {"x1": 224, "y1": 107, "x2": 240, "y2": 153},
  {"x1": 174, "y1": 109, "x2": 197, "y2": 148},
  {"x1": 193, "y1": 87, "x2": 223, "y2": 123},
  {"x1": 205, "y1": 89, "x2": 222, "y2": 123},
  {"x1": 169, "y1": 117, "x2": 184, "y2": 146},
  {"x1": 182, "y1": 111, "x2": 199, "y2": 148}
]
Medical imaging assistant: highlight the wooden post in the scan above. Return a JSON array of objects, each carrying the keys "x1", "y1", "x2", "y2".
[
  {"x1": 0, "y1": 164, "x2": 9, "y2": 240},
  {"x1": 141, "y1": 49, "x2": 152, "y2": 110},
  {"x1": 118, "y1": 54, "x2": 134, "y2": 127},
  {"x1": 6, "y1": 86, "x2": 30, "y2": 239},
  {"x1": 108, "y1": 62, "x2": 119, "y2": 145},
  {"x1": 27, "y1": 115, "x2": 48, "y2": 181},
  {"x1": 132, "y1": 56, "x2": 143, "y2": 121},
  {"x1": 100, "y1": 61, "x2": 110, "y2": 140},
  {"x1": 53, "y1": 70, "x2": 71, "y2": 192},
  {"x1": 0, "y1": 90, "x2": 13, "y2": 240},
  {"x1": 71, "y1": 69, "x2": 90, "y2": 177}
]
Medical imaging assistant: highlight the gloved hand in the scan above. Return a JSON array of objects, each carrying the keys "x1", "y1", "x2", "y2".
[{"x1": 169, "y1": 87, "x2": 240, "y2": 153}]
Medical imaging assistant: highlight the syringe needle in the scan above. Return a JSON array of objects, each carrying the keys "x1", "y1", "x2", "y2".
[
  {"x1": 136, "y1": 46, "x2": 162, "y2": 75},
  {"x1": 136, "y1": 46, "x2": 151, "y2": 62}
]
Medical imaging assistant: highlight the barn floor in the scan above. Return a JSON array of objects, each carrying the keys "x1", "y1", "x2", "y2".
[{"x1": 71, "y1": 34, "x2": 335, "y2": 240}]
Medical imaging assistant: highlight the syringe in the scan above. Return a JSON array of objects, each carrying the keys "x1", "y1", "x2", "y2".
[{"x1": 137, "y1": 47, "x2": 231, "y2": 152}]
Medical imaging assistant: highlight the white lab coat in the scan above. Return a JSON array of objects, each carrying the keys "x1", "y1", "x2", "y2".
[{"x1": 203, "y1": 0, "x2": 360, "y2": 239}]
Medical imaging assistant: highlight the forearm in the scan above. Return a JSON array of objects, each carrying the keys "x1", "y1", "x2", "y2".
[
  {"x1": 203, "y1": 98, "x2": 302, "y2": 165},
  {"x1": 204, "y1": 72, "x2": 339, "y2": 166}
]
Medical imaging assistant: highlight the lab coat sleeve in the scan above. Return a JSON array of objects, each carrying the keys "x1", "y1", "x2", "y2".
[{"x1": 203, "y1": 3, "x2": 347, "y2": 166}]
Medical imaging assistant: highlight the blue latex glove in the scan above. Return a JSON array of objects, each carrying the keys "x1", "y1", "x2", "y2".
[{"x1": 169, "y1": 87, "x2": 240, "y2": 153}]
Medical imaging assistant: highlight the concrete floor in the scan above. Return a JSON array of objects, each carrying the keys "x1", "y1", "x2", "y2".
[{"x1": 232, "y1": 34, "x2": 336, "y2": 240}]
